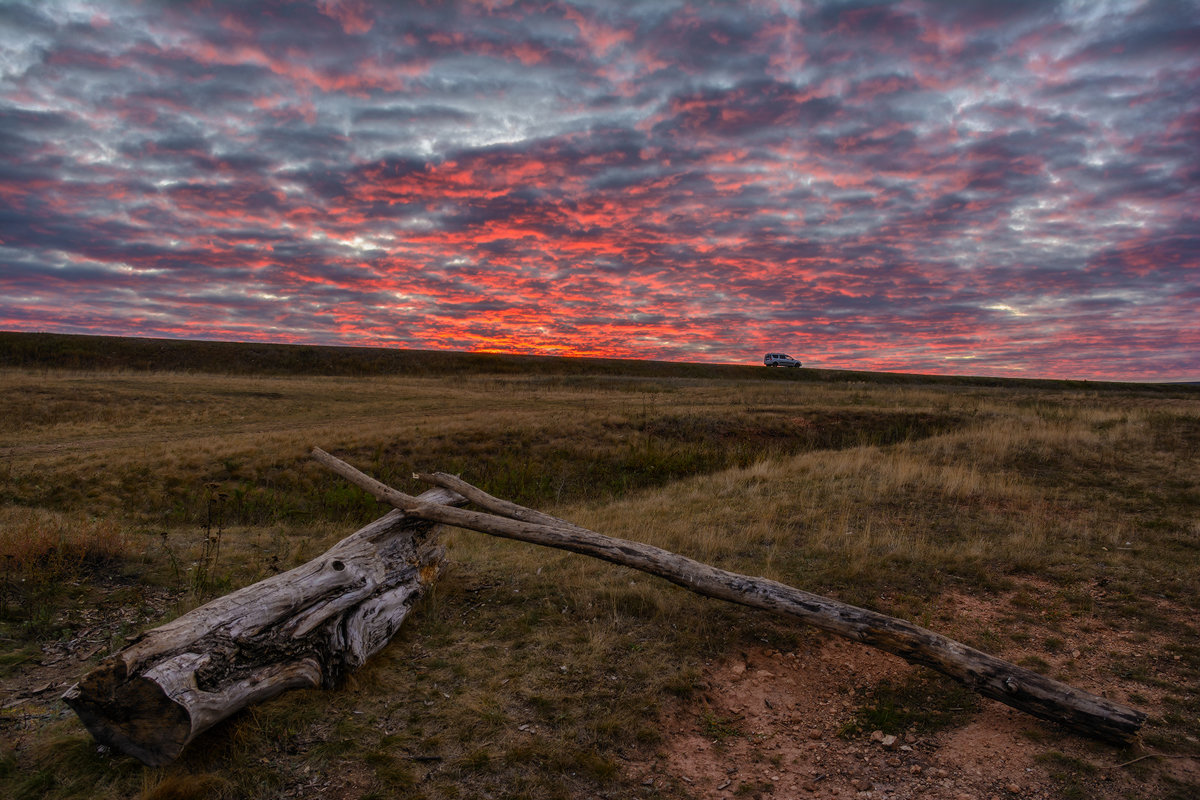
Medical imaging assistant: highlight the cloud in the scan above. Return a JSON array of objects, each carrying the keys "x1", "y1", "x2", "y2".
[{"x1": 0, "y1": 0, "x2": 1197, "y2": 380}]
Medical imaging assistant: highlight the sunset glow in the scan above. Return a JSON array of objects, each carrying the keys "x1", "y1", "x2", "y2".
[{"x1": 1, "y1": 1, "x2": 1197, "y2": 380}]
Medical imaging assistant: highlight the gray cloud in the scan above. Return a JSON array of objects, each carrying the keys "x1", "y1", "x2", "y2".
[{"x1": 0, "y1": 0, "x2": 1196, "y2": 379}]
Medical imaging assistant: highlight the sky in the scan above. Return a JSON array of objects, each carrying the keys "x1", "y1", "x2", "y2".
[{"x1": 1, "y1": 1, "x2": 1197, "y2": 381}]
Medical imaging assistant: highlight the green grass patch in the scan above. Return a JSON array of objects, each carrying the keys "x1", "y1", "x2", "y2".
[{"x1": 841, "y1": 673, "x2": 979, "y2": 737}]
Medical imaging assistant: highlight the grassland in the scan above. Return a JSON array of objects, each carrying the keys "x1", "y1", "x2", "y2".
[{"x1": 1, "y1": 333, "x2": 1198, "y2": 799}]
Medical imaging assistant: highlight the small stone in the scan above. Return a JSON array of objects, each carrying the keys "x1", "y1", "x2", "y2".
[
  {"x1": 1006, "y1": 783, "x2": 1021, "y2": 793},
  {"x1": 910, "y1": 765, "x2": 922, "y2": 775},
  {"x1": 881, "y1": 734, "x2": 898, "y2": 749},
  {"x1": 870, "y1": 730, "x2": 885, "y2": 743},
  {"x1": 808, "y1": 728, "x2": 823, "y2": 740}
]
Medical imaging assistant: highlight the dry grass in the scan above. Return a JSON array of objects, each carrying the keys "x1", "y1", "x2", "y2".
[
  {"x1": 0, "y1": 362, "x2": 1197, "y2": 799},
  {"x1": 0, "y1": 507, "x2": 128, "y2": 574},
  {"x1": 0, "y1": 508, "x2": 129, "y2": 638}
]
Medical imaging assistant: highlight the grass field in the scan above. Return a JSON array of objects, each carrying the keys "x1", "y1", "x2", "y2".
[{"x1": 1, "y1": 333, "x2": 1198, "y2": 799}]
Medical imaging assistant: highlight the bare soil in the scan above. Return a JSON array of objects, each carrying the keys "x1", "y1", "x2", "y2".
[{"x1": 626, "y1": 595, "x2": 1199, "y2": 800}]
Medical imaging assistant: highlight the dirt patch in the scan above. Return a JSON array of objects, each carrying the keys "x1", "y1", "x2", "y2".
[
  {"x1": 627, "y1": 634, "x2": 1187, "y2": 800},
  {"x1": 1, "y1": 582, "x2": 180, "y2": 744}
]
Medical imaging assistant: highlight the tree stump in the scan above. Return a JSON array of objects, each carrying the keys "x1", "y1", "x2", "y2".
[{"x1": 62, "y1": 487, "x2": 458, "y2": 766}]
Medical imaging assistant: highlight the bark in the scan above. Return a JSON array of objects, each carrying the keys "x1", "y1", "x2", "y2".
[
  {"x1": 312, "y1": 448, "x2": 1147, "y2": 744},
  {"x1": 62, "y1": 487, "x2": 459, "y2": 766}
]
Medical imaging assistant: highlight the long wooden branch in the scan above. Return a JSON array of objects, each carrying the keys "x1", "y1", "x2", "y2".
[{"x1": 312, "y1": 448, "x2": 1146, "y2": 744}]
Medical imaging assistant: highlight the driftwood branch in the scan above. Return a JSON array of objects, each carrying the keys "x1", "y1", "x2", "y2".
[
  {"x1": 63, "y1": 487, "x2": 460, "y2": 766},
  {"x1": 312, "y1": 448, "x2": 1146, "y2": 744}
]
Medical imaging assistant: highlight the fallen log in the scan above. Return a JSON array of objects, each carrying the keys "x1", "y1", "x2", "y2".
[
  {"x1": 311, "y1": 448, "x2": 1147, "y2": 744},
  {"x1": 62, "y1": 487, "x2": 459, "y2": 766}
]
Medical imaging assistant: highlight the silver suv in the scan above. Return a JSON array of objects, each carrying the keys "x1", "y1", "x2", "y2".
[{"x1": 763, "y1": 353, "x2": 802, "y2": 367}]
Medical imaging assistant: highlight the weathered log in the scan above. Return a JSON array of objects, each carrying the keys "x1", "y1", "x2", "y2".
[
  {"x1": 311, "y1": 448, "x2": 1147, "y2": 744},
  {"x1": 62, "y1": 487, "x2": 459, "y2": 766}
]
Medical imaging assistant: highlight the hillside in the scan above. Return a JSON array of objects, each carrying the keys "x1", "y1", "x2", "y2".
[{"x1": 3, "y1": 331, "x2": 1190, "y2": 392}]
